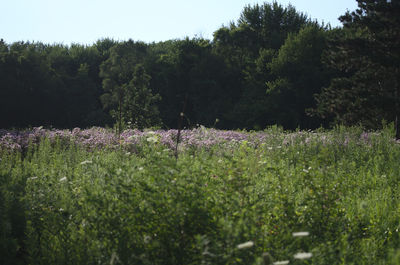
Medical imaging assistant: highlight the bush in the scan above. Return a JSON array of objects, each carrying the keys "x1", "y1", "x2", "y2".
[{"x1": 1, "y1": 126, "x2": 400, "y2": 264}]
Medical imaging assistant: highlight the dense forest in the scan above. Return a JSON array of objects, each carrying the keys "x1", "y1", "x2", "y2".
[{"x1": 1, "y1": 0, "x2": 399, "y2": 134}]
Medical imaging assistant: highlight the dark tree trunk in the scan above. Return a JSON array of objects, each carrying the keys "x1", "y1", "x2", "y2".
[
  {"x1": 119, "y1": 95, "x2": 122, "y2": 138},
  {"x1": 175, "y1": 94, "x2": 188, "y2": 160},
  {"x1": 396, "y1": 88, "x2": 400, "y2": 140},
  {"x1": 395, "y1": 69, "x2": 400, "y2": 140}
]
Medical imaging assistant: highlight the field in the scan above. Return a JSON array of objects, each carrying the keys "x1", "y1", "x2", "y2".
[{"x1": 1, "y1": 126, "x2": 400, "y2": 264}]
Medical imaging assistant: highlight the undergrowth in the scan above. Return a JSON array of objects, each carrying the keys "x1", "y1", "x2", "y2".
[{"x1": 1, "y1": 126, "x2": 400, "y2": 264}]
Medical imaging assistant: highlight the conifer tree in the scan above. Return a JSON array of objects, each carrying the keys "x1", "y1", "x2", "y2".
[{"x1": 313, "y1": 0, "x2": 400, "y2": 137}]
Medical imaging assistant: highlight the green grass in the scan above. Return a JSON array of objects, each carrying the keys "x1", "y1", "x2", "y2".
[{"x1": 1, "y1": 126, "x2": 400, "y2": 264}]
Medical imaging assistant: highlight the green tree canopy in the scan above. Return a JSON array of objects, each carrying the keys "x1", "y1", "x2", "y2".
[
  {"x1": 266, "y1": 25, "x2": 331, "y2": 129},
  {"x1": 312, "y1": 0, "x2": 400, "y2": 136},
  {"x1": 100, "y1": 40, "x2": 161, "y2": 131},
  {"x1": 213, "y1": 1, "x2": 316, "y2": 129},
  {"x1": 124, "y1": 64, "x2": 161, "y2": 129}
]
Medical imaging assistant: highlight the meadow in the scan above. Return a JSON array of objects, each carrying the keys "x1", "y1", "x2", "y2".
[{"x1": 1, "y1": 126, "x2": 400, "y2": 264}]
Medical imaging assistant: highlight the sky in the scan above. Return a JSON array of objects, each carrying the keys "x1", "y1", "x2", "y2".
[{"x1": 1, "y1": 0, "x2": 358, "y2": 45}]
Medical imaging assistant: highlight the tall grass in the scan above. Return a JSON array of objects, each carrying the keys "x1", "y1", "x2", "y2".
[{"x1": 1, "y1": 126, "x2": 400, "y2": 264}]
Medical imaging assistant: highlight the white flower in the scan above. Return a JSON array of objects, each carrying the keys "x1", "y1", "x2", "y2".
[
  {"x1": 59, "y1": 177, "x2": 67, "y2": 182},
  {"x1": 292, "y1": 231, "x2": 310, "y2": 237},
  {"x1": 146, "y1": 136, "x2": 159, "y2": 144},
  {"x1": 294, "y1": 252, "x2": 312, "y2": 260},
  {"x1": 273, "y1": 261, "x2": 290, "y2": 265},
  {"x1": 237, "y1": 241, "x2": 254, "y2": 249}
]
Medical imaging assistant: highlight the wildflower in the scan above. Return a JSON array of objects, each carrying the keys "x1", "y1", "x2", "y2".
[
  {"x1": 144, "y1": 235, "x2": 151, "y2": 244},
  {"x1": 237, "y1": 241, "x2": 254, "y2": 249},
  {"x1": 128, "y1": 135, "x2": 138, "y2": 141},
  {"x1": 361, "y1": 132, "x2": 369, "y2": 141},
  {"x1": 293, "y1": 252, "x2": 312, "y2": 260},
  {"x1": 292, "y1": 231, "x2": 310, "y2": 237},
  {"x1": 273, "y1": 261, "x2": 290, "y2": 265},
  {"x1": 146, "y1": 135, "x2": 159, "y2": 144}
]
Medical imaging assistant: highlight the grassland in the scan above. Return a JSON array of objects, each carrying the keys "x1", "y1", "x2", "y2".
[{"x1": 1, "y1": 126, "x2": 400, "y2": 264}]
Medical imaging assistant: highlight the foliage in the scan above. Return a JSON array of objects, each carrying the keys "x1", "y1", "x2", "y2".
[
  {"x1": 1, "y1": 1, "x2": 399, "y2": 131},
  {"x1": 1, "y1": 126, "x2": 400, "y2": 264},
  {"x1": 0, "y1": 40, "x2": 111, "y2": 129},
  {"x1": 266, "y1": 25, "x2": 331, "y2": 129},
  {"x1": 312, "y1": 0, "x2": 400, "y2": 133},
  {"x1": 213, "y1": 1, "x2": 314, "y2": 129},
  {"x1": 99, "y1": 41, "x2": 161, "y2": 132},
  {"x1": 0, "y1": 1, "x2": 329, "y2": 131},
  {"x1": 147, "y1": 38, "x2": 231, "y2": 129}
]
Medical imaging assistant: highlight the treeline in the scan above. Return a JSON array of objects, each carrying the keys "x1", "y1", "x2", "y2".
[{"x1": 1, "y1": 0, "x2": 399, "y2": 132}]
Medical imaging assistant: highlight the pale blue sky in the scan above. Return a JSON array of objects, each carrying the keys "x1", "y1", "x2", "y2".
[{"x1": 1, "y1": 0, "x2": 358, "y2": 45}]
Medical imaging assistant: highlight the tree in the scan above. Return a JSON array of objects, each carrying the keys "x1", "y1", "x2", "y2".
[
  {"x1": 100, "y1": 40, "x2": 160, "y2": 132},
  {"x1": 174, "y1": 38, "x2": 231, "y2": 128},
  {"x1": 147, "y1": 38, "x2": 232, "y2": 128},
  {"x1": 312, "y1": 0, "x2": 400, "y2": 136},
  {"x1": 0, "y1": 41, "x2": 107, "y2": 129},
  {"x1": 124, "y1": 64, "x2": 161, "y2": 129},
  {"x1": 0, "y1": 41, "x2": 58, "y2": 128},
  {"x1": 213, "y1": 2, "x2": 311, "y2": 58},
  {"x1": 213, "y1": 1, "x2": 313, "y2": 129},
  {"x1": 266, "y1": 25, "x2": 331, "y2": 129}
]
